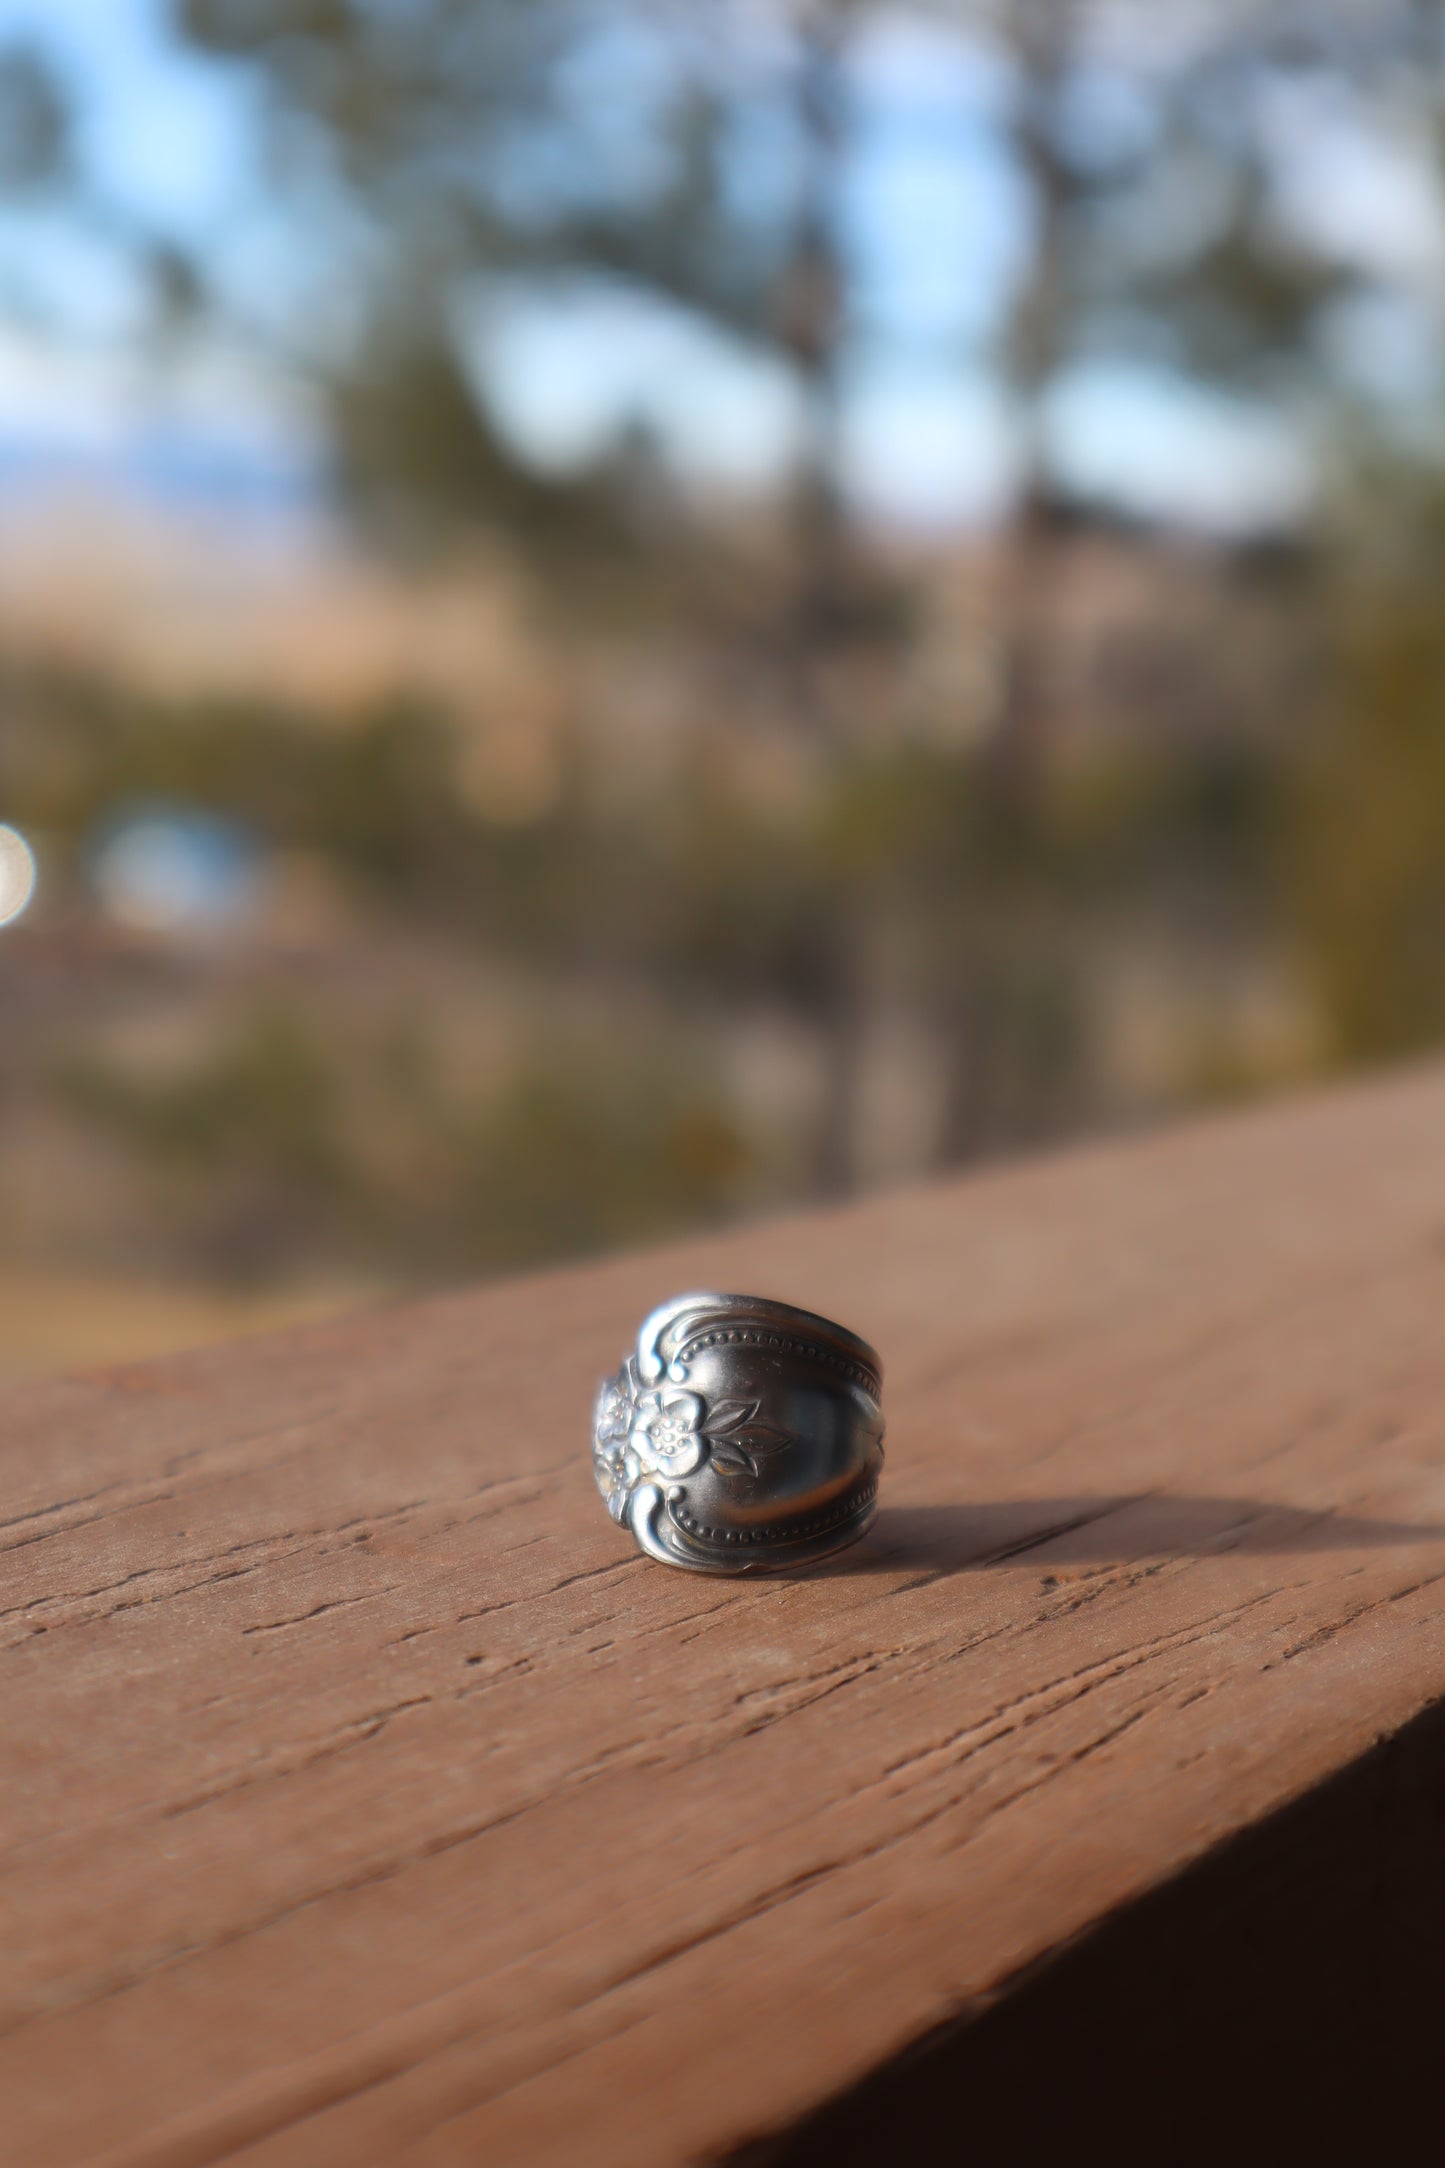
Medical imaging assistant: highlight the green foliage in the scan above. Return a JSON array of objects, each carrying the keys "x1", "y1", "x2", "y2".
[
  {"x1": 10, "y1": 508, "x2": 1445, "y2": 1293},
  {"x1": 450, "y1": 1045, "x2": 753, "y2": 1272},
  {"x1": 57, "y1": 1006, "x2": 341, "y2": 1183},
  {"x1": 1292, "y1": 594, "x2": 1445, "y2": 1063},
  {"x1": 50, "y1": 999, "x2": 755, "y2": 1285},
  {"x1": 324, "y1": 328, "x2": 624, "y2": 557},
  {"x1": 52, "y1": 1006, "x2": 349, "y2": 1284}
]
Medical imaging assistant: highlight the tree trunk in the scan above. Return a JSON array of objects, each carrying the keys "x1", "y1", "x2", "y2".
[
  {"x1": 780, "y1": 3, "x2": 876, "y2": 1196},
  {"x1": 936, "y1": 0, "x2": 1077, "y2": 1167}
]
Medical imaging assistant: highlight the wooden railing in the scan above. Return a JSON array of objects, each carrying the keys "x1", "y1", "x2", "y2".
[{"x1": 4, "y1": 1067, "x2": 1445, "y2": 2165}]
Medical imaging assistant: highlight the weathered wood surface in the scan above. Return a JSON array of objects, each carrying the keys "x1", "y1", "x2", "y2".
[{"x1": 3, "y1": 1069, "x2": 1445, "y2": 2166}]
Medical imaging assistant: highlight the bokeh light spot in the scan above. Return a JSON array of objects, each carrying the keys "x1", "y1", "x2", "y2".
[
  {"x1": 0, "y1": 825, "x2": 38, "y2": 928},
  {"x1": 90, "y1": 810, "x2": 263, "y2": 936}
]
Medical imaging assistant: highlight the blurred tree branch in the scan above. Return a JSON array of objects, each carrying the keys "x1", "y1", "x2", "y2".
[{"x1": 0, "y1": 41, "x2": 70, "y2": 194}]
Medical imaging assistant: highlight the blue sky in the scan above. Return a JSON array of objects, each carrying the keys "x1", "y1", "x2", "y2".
[
  {"x1": 0, "y1": 0, "x2": 252, "y2": 239},
  {"x1": 0, "y1": 0, "x2": 1340, "y2": 534}
]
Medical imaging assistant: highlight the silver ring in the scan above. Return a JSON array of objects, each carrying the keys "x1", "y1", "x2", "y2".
[{"x1": 592, "y1": 1292, "x2": 884, "y2": 1574}]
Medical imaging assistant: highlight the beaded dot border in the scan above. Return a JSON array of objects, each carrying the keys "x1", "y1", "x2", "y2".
[
  {"x1": 670, "y1": 1469, "x2": 879, "y2": 1553},
  {"x1": 676, "y1": 1326, "x2": 880, "y2": 1398}
]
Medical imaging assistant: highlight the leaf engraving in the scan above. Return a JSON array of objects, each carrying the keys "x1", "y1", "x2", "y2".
[
  {"x1": 701, "y1": 1397, "x2": 793, "y2": 1478},
  {"x1": 701, "y1": 1399, "x2": 759, "y2": 1434},
  {"x1": 708, "y1": 1440, "x2": 760, "y2": 1474}
]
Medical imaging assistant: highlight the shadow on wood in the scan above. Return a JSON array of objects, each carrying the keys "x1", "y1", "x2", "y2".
[{"x1": 830, "y1": 1496, "x2": 1445, "y2": 1575}]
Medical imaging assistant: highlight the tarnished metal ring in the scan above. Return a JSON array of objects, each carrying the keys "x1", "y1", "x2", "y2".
[{"x1": 592, "y1": 1292, "x2": 884, "y2": 1574}]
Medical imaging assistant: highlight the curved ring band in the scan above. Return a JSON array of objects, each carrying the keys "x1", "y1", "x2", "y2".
[{"x1": 592, "y1": 1292, "x2": 884, "y2": 1574}]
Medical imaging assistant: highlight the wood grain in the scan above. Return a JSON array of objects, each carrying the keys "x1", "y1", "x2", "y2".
[{"x1": 3, "y1": 1068, "x2": 1445, "y2": 2166}]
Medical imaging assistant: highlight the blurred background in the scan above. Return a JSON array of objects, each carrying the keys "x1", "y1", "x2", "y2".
[{"x1": 2, "y1": 0, "x2": 1444, "y2": 1380}]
